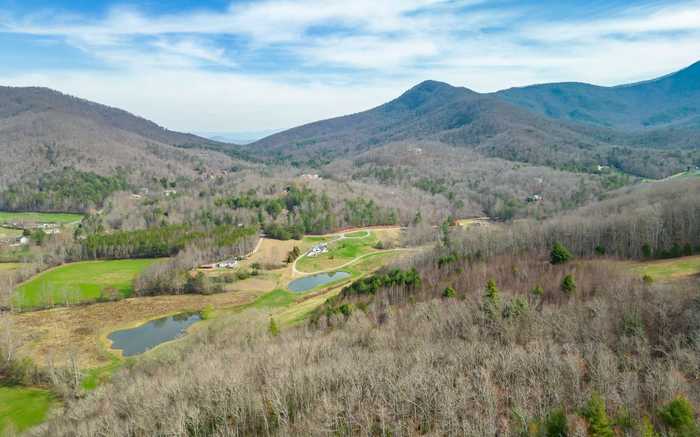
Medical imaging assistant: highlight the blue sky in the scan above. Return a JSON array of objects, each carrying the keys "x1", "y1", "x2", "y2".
[{"x1": 1, "y1": 0, "x2": 699, "y2": 133}]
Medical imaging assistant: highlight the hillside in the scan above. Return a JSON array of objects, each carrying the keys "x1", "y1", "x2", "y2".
[
  {"x1": 0, "y1": 86, "x2": 235, "y2": 186},
  {"x1": 249, "y1": 81, "x2": 607, "y2": 161},
  {"x1": 495, "y1": 61, "x2": 700, "y2": 133},
  {"x1": 248, "y1": 64, "x2": 700, "y2": 177}
]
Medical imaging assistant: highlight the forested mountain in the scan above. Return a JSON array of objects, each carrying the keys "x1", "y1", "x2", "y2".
[
  {"x1": 495, "y1": 61, "x2": 700, "y2": 132},
  {"x1": 249, "y1": 62, "x2": 700, "y2": 177},
  {"x1": 0, "y1": 86, "x2": 236, "y2": 187}
]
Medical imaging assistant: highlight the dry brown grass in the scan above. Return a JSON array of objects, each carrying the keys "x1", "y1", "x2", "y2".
[{"x1": 10, "y1": 288, "x2": 267, "y2": 368}]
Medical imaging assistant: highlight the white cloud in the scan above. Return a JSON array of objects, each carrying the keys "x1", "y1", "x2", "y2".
[{"x1": 0, "y1": 0, "x2": 699, "y2": 132}]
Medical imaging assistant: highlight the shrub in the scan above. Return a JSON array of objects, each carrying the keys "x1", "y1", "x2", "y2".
[
  {"x1": 442, "y1": 286, "x2": 456, "y2": 298},
  {"x1": 581, "y1": 393, "x2": 614, "y2": 437},
  {"x1": 502, "y1": 296, "x2": 528, "y2": 319},
  {"x1": 642, "y1": 243, "x2": 653, "y2": 258},
  {"x1": 545, "y1": 408, "x2": 568, "y2": 437},
  {"x1": 643, "y1": 274, "x2": 654, "y2": 284},
  {"x1": 531, "y1": 285, "x2": 544, "y2": 298},
  {"x1": 550, "y1": 242, "x2": 572, "y2": 265},
  {"x1": 594, "y1": 245, "x2": 606, "y2": 256},
  {"x1": 640, "y1": 417, "x2": 659, "y2": 437},
  {"x1": 658, "y1": 396, "x2": 698, "y2": 436},
  {"x1": 561, "y1": 275, "x2": 576, "y2": 296}
]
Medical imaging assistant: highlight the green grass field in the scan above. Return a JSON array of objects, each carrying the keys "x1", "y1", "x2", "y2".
[
  {"x1": 629, "y1": 255, "x2": 700, "y2": 281},
  {"x1": 0, "y1": 211, "x2": 83, "y2": 224},
  {"x1": 14, "y1": 259, "x2": 162, "y2": 308},
  {"x1": 296, "y1": 233, "x2": 378, "y2": 273},
  {"x1": 0, "y1": 387, "x2": 54, "y2": 434}
]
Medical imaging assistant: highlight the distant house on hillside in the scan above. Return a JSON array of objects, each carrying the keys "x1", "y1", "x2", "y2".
[
  {"x1": 164, "y1": 189, "x2": 177, "y2": 196},
  {"x1": 526, "y1": 194, "x2": 543, "y2": 203},
  {"x1": 300, "y1": 174, "x2": 321, "y2": 181}
]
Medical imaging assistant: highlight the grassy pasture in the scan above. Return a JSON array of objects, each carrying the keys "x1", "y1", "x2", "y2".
[
  {"x1": 0, "y1": 211, "x2": 83, "y2": 224},
  {"x1": 296, "y1": 232, "x2": 378, "y2": 273},
  {"x1": 627, "y1": 255, "x2": 700, "y2": 281},
  {"x1": 14, "y1": 259, "x2": 161, "y2": 309},
  {"x1": 0, "y1": 387, "x2": 54, "y2": 434}
]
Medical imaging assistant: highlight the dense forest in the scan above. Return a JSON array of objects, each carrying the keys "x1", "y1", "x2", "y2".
[{"x1": 0, "y1": 169, "x2": 129, "y2": 212}]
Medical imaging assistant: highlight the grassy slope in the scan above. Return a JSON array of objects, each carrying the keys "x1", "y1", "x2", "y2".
[
  {"x1": 14, "y1": 259, "x2": 161, "y2": 308},
  {"x1": 0, "y1": 211, "x2": 83, "y2": 224},
  {"x1": 0, "y1": 387, "x2": 54, "y2": 433}
]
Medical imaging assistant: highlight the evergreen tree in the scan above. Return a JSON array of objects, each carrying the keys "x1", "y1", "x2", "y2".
[
  {"x1": 581, "y1": 393, "x2": 614, "y2": 437},
  {"x1": 483, "y1": 279, "x2": 501, "y2": 318},
  {"x1": 268, "y1": 318, "x2": 280, "y2": 337},
  {"x1": 544, "y1": 408, "x2": 568, "y2": 437},
  {"x1": 561, "y1": 275, "x2": 576, "y2": 296},
  {"x1": 550, "y1": 242, "x2": 573, "y2": 265}
]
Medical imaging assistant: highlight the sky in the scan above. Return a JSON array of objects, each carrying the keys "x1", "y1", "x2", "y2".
[{"x1": 1, "y1": 0, "x2": 699, "y2": 134}]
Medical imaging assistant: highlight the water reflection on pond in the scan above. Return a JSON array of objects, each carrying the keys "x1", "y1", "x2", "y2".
[
  {"x1": 288, "y1": 271, "x2": 351, "y2": 293},
  {"x1": 108, "y1": 312, "x2": 202, "y2": 357}
]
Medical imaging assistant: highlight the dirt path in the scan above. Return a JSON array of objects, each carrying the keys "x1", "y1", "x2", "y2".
[{"x1": 292, "y1": 248, "x2": 417, "y2": 277}]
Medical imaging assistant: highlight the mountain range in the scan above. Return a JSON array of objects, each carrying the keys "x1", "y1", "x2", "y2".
[
  {"x1": 247, "y1": 61, "x2": 700, "y2": 175},
  {"x1": 1, "y1": 61, "x2": 699, "y2": 186}
]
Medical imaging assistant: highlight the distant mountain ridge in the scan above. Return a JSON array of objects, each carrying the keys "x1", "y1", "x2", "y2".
[
  {"x1": 247, "y1": 61, "x2": 700, "y2": 176},
  {"x1": 494, "y1": 61, "x2": 700, "y2": 130}
]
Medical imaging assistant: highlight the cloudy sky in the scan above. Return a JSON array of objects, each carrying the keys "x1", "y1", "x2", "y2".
[{"x1": 1, "y1": 0, "x2": 699, "y2": 134}]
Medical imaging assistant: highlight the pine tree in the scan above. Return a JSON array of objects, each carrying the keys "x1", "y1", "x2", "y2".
[
  {"x1": 483, "y1": 279, "x2": 501, "y2": 318},
  {"x1": 442, "y1": 286, "x2": 456, "y2": 298},
  {"x1": 581, "y1": 393, "x2": 614, "y2": 437},
  {"x1": 268, "y1": 317, "x2": 280, "y2": 337},
  {"x1": 561, "y1": 275, "x2": 576, "y2": 296},
  {"x1": 550, "y1": 242, "x2": 573, "y2": 265}
]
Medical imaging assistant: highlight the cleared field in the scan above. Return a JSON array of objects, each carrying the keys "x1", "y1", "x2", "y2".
[
  {"x1": 296, "y1": 232, "x2": 379, "y2": 273},
  {"x1": 0, "y1": 386, "x2": 54, "y2": 434},
  {"x1": 14, "y1": 259, "x2": 161, "y2": 309},
  {"x1": 0, "y1": 211, "x2": 83, "y2": 224},
  {"x1": 627, "y1": 255, "x2": 700, "y2": 281}
]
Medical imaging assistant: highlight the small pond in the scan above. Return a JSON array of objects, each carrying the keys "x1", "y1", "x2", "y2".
[
  {"x1": 108, "y1": 312, "x2": 202, "y2": 357},
  {"x1": 288, "y1": 271, "x2": 351, "y2": 293}
]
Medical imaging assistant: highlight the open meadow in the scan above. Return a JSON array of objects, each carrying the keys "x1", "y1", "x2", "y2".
[{"x1": 13, "y1": 259, "x2": 162, "y2": 309}]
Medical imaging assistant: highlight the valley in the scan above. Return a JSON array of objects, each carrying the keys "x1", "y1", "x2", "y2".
[{"x1": 1, "y1": 56, "x2": 699, "y2": 436}]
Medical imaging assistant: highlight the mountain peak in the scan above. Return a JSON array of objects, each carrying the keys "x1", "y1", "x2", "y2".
[{"x1": 390, "y1": 80, "x2": 473, "y2": 112}]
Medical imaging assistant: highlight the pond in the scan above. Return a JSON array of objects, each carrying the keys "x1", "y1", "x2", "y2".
[
  {"x1": 288, "y1": 271, "x2": 351, "y2": 293},
  {"x1": 108, "y1": 312, "x2": 202, "y2": 357}
]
